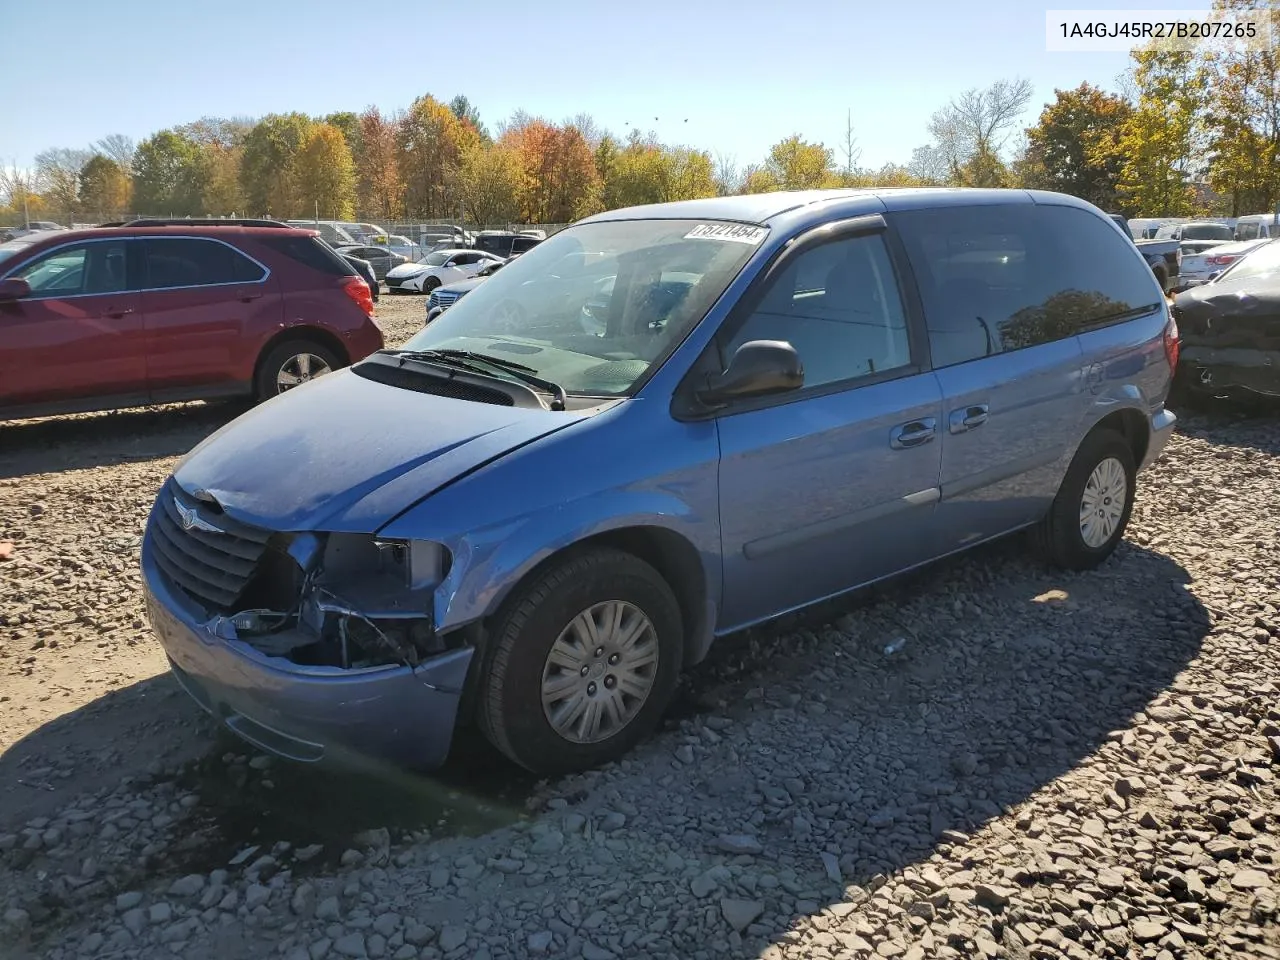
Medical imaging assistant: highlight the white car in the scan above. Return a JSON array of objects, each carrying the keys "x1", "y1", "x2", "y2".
[
  {"x1": 384, "y1": 248, "x2": 504, "y2": 294},
  {"x1": 1177, "y1": 238, "x2": 1270, "y2": 288}
]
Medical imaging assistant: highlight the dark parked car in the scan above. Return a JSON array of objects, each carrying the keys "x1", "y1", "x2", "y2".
[
  {"x1": 472, "y1": 230, "x2": 543, "y2": 259},
  {"x1": 0, "y1": 221, "x2": 383, "y2": 420},
  {"x1": 1173, "y1": 238, "x2": 1280, "y2": 400},
  {"x1": 335, "y1": 244, "x2": 410, "y2": 281},
  {"x1": 142, "y1": 188, "x2": 1177, "y2": 775},
  {"x1": 342, "y1": 253, "x2": 379, "y2": 302},
  {"x1": 1108, "y1": 214, "x2": 1180, "y2": 294}
]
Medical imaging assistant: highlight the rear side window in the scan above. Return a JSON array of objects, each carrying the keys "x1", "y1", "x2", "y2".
[
  {"x1": 144, "y1": 238, "x2": 265, "y2": 289},
  {"x1": 257, "y1": 235, "x2": 356, "y2": 277},
  {"x1": 893, "y1": 204, "x2": 1161, "y2": 369}
]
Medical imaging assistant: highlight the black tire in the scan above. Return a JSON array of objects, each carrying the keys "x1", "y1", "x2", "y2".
[
  {"x1": 253, "y1": 339, "x2": 342, "y2": 402},
  {"x1": 420, "y1": 276, "x2": 441, "y2": 295},
  {"x1": 479, "y1": 548, "x2": 683, "y2": 775},
  {"x1": 1032, "y1": 429, "x2": 1136, "y2": 571},
  {"x1": 1152, "y1": 265, "x2": 1168, "y2": 294}
]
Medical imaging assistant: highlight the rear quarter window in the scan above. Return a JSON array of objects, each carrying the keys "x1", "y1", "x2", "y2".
[
  {"x1": 258, "y1": 235, "x2": 356, "y2": 277},
  {"x1": 892, "y1": 203, "x2": 1161, "y2": 369}
]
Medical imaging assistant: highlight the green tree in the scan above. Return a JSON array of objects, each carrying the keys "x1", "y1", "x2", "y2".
[
  {"x1": 240, "y1": 113, "x2": 314, "y2": 217},
  {"x1": 1016, "y1": 83, "x2": 1133, "y2": 210},
  {"x1": 1116, "y1": 46, "x2": 1209, "y2": 215},
  {"x1": 295, "y1": 124, "x2": 358, "y2": 220},
  {"x1": 1203, "y1": 0, "x2": 1280, "y2": 215},
  {"x1": 78, "y1": 155, "x2": 130, "y2": 220},
  {"x1": 132, "y1": 131, "x2": 205, "y2": 215},
  {"x1": 448, "y1": 95, "x2": 489, "y2": 141}
]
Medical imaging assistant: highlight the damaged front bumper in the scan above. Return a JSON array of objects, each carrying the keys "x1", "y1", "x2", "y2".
[
  {"x1": 141, "y1": 537, "x2": 473, "y2": 769},
  {"x1": 1179, "y1": 346, "x2": 1280, "y2": 398}
]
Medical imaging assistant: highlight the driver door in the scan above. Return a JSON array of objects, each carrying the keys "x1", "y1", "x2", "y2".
[{"x1": 0, "y1": 238, "x2": 145, "y2": 410}]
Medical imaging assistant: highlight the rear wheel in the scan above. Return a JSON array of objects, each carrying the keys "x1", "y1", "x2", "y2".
[
  {"x1": 479, "y1": 548, "x2": 683, "y2": 775},
  {"x1": 254, "y1": 339, "x2": 341, "y2": 401},
  {"x1": 1032, "y1": 429, "x2": 1135, "y2": 570}
]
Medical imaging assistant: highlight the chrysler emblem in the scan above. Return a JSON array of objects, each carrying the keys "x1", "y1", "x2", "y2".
[{"x1": 175, "y1": 499, "x2": 223, "y2": 535}]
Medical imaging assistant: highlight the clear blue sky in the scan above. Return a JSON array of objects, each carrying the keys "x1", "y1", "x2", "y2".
[{"x1": 1, "y1": 0, "x2": 1210, "y2": 172}]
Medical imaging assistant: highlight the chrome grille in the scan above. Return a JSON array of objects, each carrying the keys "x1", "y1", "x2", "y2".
[
  {"x1": 149, "y1": 481, "x2": 271, "y2": 611},
  {"x1": 426, "y1": 290, "x2": 459, "y2": 312}
]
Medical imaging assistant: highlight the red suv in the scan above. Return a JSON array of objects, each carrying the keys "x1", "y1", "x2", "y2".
[{"x1": 0, "y1": 219, "x2": 384, "y2": 421}]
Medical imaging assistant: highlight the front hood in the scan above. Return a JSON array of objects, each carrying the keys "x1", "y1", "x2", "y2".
[
  {"x1": 439, "y1": 277, "x2": 485, "y2": 295},
  {"x1": 173, "y1": 369, "x2": 588, "y2": 533},
  {"x1": 387, "y1": 264, "x2": 426, "y2": 278}
]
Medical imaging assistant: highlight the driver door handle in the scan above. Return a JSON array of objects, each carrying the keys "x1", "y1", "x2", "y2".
[
  {"x1": 890, "y1": 418, "x2": 937, "y2": 449},
  {"x1": 949, "y1": 404, "x2": 989, "y2": 433},
  {"x1": 102, "y1": 307, "x2": 135, "y2": 319}
]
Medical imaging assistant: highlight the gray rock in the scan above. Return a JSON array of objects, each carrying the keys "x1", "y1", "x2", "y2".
[
  {"x1": 403, "y1": 922, "x2": 434, "y2": 946},
  {"x1": 691, "y1": 871, "x2": 718, "y2": 897},
  {"x1": 316, "y1": 896, "x2": 342, "y2": 921},
  {"x1": 715, "y1": 834, "x2": 763, "y2": 855},
  {"x1": 439, "y1": 925, "x2": 467, "y2": 952},
  {"x1": 367, "y1": 933, "x2": 386, "y2": 959},
  {"x1": 244, "y1": 883, "x2": 271, "y2": 910},
  {"x1": 582, "y1": 943, "x2": 615, "y2": 960},
  {"x1": 721, "y1": 898, "x2": 764, "y2": 932},
  {"x1": 527, "y1": 931, "x2": 554, "y2": 954},
  {"x1": 308, "y1": 937, "x2": 332, "y2": 960},
  {"x1": 675, "y1": 745, "x2": 695, "y2": 764},
  {"x1": 531, "y1": 830, "x2": 564, "y2": 854},
  {"x1": 1231, "y1": 868, "x2": 1268, "y2": 890},
  {"x1": 1132, "y1": 919, "x2": 1167, "y2": 942},
  {"x1": 292, "y1": 883, "x2": 316, "y2": 917},
  {"x1": 169, "y1": 874, "x2": 205, "y2": 897},
  {"x1": 333, "y1": 932, "x2": 367, "y2": 958},
  {"x1": 820, "y1": 852, "x2": 842, "y2": 883},
  {"x1": 78, "y1": 931, "x2": 104, "y2": 954},
  {"x1": 115, "y1": 891, "x2": 144, "y2": 911},
  {"x1": 600, "y1": 812, "x2": 627, "y2": 833},
  {"x1": 372, "y1": 913, "x2": 400, "y2": 937},
  {"x1": 149, "y1": 902, "x2": 173, "y2": 924},
  {"x1": 122, "y1": 908, "x2": 146, "y2": 935}
]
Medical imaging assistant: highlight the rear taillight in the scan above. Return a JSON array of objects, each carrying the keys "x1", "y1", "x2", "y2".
[
  {"x1": 1163, "y1": 312, "x2": 1180, "y2": 371},
  {"x1": 342, "y1": 276, "x2": 375, "y2": 316},
  {"x1": 1204, "y1": 254, "x2": 1239, "y2": 267}
]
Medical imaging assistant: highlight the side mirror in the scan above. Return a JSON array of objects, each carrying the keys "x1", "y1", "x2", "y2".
[
  {"x1": 0, "y1": 278, "x2": 31, "y2": 301},
  {"x1": 697, "y1": 340, "x2": 803, "y2": 406}
]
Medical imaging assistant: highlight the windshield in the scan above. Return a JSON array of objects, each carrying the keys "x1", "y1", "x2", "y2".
[
  {"x1": 397, "y1": 218, "x2": 766, "y2": 397},
  {"x1": 416, "y1": 251, "x2": 449, "y2": 266},
  {"x1": 1216, "y1": 240, "x2": 1280, "y2": 282},
  {"x1": 0, "y1": 240, "x2": 35, "y2": 264},
  {"x1": 1183, "y1": 223, "x2": 1234, "y2": 241}
]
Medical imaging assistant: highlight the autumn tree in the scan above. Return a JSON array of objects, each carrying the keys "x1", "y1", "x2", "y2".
[
  {"x1": 240, "y1": 112, "x2": 314, "y2": 217},
  {"x1": 1016, "y1": 83, "x2": 1133, "y2": 210},
  {"x1": 449, "y1": 95, "x2": 489, "y2": 141},
  {"x1": 358, "y1": 107, "x2": 403, "y2": 218},
  {"x1": 295, "y1": 123, "x2": 358, "y2": 220},
  {"x1": 132, "y1": 131, "x2": 205, "y2": 215},
  {"x1": 1203, "y1": 0, "x2": 1280, "y2": 215},
  {"x1": 199, "y1": 143, "x2": 245, "y2": 215},
  {"x1": 397, "y1": 95, "x2": 477, "y2": 218},
  {"x1": 1115, "y1": 45, "x2": 1209, "y2": 215},
  {"x1": 745, "y1": 136, "x2": 838, "y2": 192},
  {"x1": 926, "y1": 78, "x2": 1033, "y2": 183},
  {"x1": 93, "y1": 135, "x2": 136, "y2": 176},
  {"x1": 35, "y1": 148, "x2": 92, "y2": 221},
  {"x1": 78, "y1": 155, "x2": 131, "y2": 220},
  {"x1": 457, "y1": 141, "x2": 523, "y2": 224},
  {"x1": 503, "y1": 119, "x2": 601, "y2": 222}
]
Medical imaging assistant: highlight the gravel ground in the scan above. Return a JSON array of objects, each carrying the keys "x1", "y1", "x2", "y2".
[{"x1": 1, "y1": 292, "x2": 1277, "y2": 959}]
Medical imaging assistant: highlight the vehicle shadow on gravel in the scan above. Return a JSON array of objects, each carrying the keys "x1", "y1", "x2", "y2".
[
  {"x1": 0, "y1": 534, "x2": 1211, "y2": 955},
  {"x1": 0, "y1": 402, "x2": 245, "y2": 480}
]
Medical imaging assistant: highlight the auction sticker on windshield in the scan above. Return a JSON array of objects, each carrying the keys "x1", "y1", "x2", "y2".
[{"x1": 684, "y1": 224, "x2": 768, "y2": 244}]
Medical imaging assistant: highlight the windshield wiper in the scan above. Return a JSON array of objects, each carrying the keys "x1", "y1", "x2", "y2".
[{"x1": 381, "y1": 349, "x2": 567, "y2": 411}]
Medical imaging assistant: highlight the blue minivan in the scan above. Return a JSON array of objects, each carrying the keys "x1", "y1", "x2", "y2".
[{"x1": 142, "y1": 189, "x2": 1179, "y2": 774}]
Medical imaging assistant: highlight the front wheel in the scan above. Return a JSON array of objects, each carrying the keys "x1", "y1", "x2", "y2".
[
  {"x1": 1032, "y1": 429, "x2": 1136, "y2": 570},
  {"x1": 420, "y1": 276, "x2": 441, "y2": 295},
  {"x1": 479, "y1": 548, "x2": 683, "y2": 775}
]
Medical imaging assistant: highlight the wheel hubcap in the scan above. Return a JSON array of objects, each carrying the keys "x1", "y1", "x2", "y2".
[
  {"x1": 540, "y1": 600, "x2": 659, "y2": 744},
  {"x1": 1079, "y1": 456, "x2": 1128, "y2": 548},
  {"x1": 277, "y1": 353, "x2": 332, "y2": 392}
]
